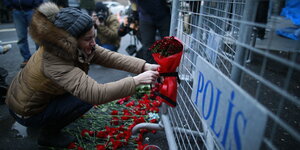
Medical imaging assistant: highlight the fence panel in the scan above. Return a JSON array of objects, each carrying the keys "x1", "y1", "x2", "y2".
[{"x1": 168, "y1": 0, "x2": 300, "y2": 149}]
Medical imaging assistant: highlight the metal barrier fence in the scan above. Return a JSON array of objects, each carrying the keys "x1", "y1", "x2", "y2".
[{"x1": 167, "y1": 0, "x2": 300, "y2": 149}]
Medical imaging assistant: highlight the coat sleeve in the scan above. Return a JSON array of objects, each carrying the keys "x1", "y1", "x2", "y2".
[
  {"x1": 43, "y1": 52, "x2": 137, "y2": 104},
  {"x1": 91, "y1": 45, "x2": 146, "y2": 74}
]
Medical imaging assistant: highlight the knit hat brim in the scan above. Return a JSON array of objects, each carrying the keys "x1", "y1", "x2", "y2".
[{"x1": 53, "y1": 6, "x2": 93, "y2": 38}]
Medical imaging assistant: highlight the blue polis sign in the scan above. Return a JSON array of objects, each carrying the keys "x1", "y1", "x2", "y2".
[{"x1": 191, "y1": 58, "x2": 267, "y2": 150}]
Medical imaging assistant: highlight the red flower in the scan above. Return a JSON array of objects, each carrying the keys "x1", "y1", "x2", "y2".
[
  {"x1": 96, "y1": 144, "x2": 106, "y2": 150},
  {"x1": 149, "y1": 107, "x2": 159, "y2": 113},
  {"x1": 117, "y1": 99, "x2": 125, "y2": 105},
  {"x1": 77, "y1": 146, "x2": 84, "y2": 150},
  {"x1": 134, "y1": 105, "x2": 142, "y2": 111},
  {"x1": 142, "y1": 94, "x2": 149, "y2": 100},
  {"x1": 132, "y1": 116, "x2": 138, "y2": 121},
  {"x1": 123, "y1": 130, "x2": 132, "y2": 140},
  {"x1": 151, "y1": 130, "x2": 157, "y2": 134},
  {"x1": 116, "y1": 96, "x2": 130, "y2": 105},
  {"x1": 128, "y1": 123, "x2": 136, "y2": 131},
  {"x1": 134, "y1": 117, "x2": 146, "y2": 124},
  {"x1": 123, "y1": 109, "x2": 130, "y2": 114},
  {"x1": 154, "y1": 83, "x2": 161, "y2": 87},
  {"x1": 151, "y1": 86, "x2": 159, "y2": 92},
  {"x1": 106, "y1": 127, "x2": 118, "y2": 135},
  {"x1": 116, "y1": 132, "x2": 125, "y2": 140},
  {"x1": 137, "y1": 142, "x2": 148, "y2": 150},
  {"x1": 135, "y1": 133, "x2": 143, "y2": 142},
  {"x1": 118, "y1": 125, "x2": 126, "y2": 131},
  {"x1": 140, "y1": 110, "x2": 147, "y2": 115},
  {"x1": 111, "y1": 110, "x2": 118, "y2": 115},
  {"x1": 81, "y1": 129, "x2": 92, "y2": 137},
  {"x1": 125, "y1": 101, "x2": 135, "y2": 107},
  {"x1": 150, "y1": 119, "x2": 157, "y2": 123},
  {"x1": 112, "y1": 140, "x2": 123, "y2": 150},
  {"x1": 149, "y1": 36, "x2": 182, "y2": 57},
  {"x1": 150, "y1": 93, "x2": 156, "y2": 99},
  {"x1": 151, "y1": 100, "x2": 162, "y2": 107},
  {"x1": 121, "y1": 114, "x2": 131, "y2": 120},
  {"x1": 111, "y1": 117, "x2": 119, "y2": 125},
  {"x1": 144, "y1": 103, "x2": 151, "y2": 109},
  {"x1": 109, "y1": 137, "x2": 115, "y2": 143},
  {"x1": 67, "y1": 142, "x2": 77, "y2": 149},
  {"x1": 96, "y1": 131, "x2": 107, "y2": 138},
  {"x1": 140, "y1": 129, "x2": 148, "y2": 134}
]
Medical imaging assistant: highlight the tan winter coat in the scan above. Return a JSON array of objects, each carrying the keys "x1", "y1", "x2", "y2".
[
  {"x1": 96, "y1": 14, "x2": 121, "y2": 49},
  {"x1": 5, "y1": 3, "x2": 146, "y2": 116}
]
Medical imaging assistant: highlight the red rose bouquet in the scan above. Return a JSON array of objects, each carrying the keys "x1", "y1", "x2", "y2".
[{"x1": 150, "y1": 36, "x2": 183, "y2": 107}]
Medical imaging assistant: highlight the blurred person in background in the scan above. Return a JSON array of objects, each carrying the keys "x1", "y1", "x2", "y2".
[
  {"x1": 49, "y1": 0, "x2": 68, "y2": 8},
  {"x1": 129, "y1": 0, "x2": 171, "y2": 64},
  {"x1": 0, "y1": 41, "x2": 11, "y2": 105},
  {"x1": 6, "y1": 2, "x2": 159, "y2": 148},
  {"x1": 4, "y1": 0, "x2": 43, "y2": 68},
  {"x1": 0, "y1": 41, "x2": 12, "y2": 104},
  {"x1": 0, "y1": 0, "x2": 12, "y2": 23},
  {"x1": 94, "y1": 2, "x2": 120, "y2": 52},
  {"x1": 80, "y1": 0, "x2": 95, "y2": 15},
  {"x1": 118, "y1": 8, "x2": 142, "y2": 57},
  {"x1": 90, "y1": 10, "x2": 101, "y2": 45},
  {"x1": 118, "y1": 7, "x2": 141, "y2": 41}
]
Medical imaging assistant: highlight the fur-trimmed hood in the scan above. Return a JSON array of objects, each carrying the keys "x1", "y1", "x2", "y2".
[{"x1": 29, "y1": 2, "x2": 78, "y2": 60}]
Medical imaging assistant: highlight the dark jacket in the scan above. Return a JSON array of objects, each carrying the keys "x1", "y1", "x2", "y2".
[
  {"x1": 4, "y1": 0, "x2": 43, "y2": 10},
  {"x1": 50, "y1": 0, "x2": 68, "y2": 8},
  {"x1": 131, "y1": 0, "x2": 170, "y2": 22}
]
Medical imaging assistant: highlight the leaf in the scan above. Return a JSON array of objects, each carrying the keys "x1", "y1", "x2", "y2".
[{"x1": 101, "y1": 107, "x2": 108, "y2": 112}]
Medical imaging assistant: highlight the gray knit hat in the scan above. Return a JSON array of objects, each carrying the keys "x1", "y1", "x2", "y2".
[{"x1": 54, "y1": 7, "x2": 93, "y2": 38}]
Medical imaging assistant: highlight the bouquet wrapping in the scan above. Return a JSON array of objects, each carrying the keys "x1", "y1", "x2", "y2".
[{"x1": 150, "y1": 36, "x2": 183, "y2": 107}]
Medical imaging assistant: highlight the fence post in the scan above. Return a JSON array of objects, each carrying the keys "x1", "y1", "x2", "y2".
[
  {"x1": 230, "y1": 0, "x2": 259, "y2": 83},
  {"x1": 169, "y1": 0, "x2": 180, "y2": 36},
  {"x1": 159, "y1": 0, "x2": 181, "y2": 149},
  {"x1": 161, "y1": 104, "x2": 178, "y2": 150}
]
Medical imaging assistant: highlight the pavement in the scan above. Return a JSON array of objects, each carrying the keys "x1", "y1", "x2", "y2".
[{"x1": 0, "y1": 22, "x2": 153, "y2": 150}]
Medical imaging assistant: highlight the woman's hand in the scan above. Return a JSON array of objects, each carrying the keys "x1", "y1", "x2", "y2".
[
  {"x1": 133, "y1": 70, "x2": 159, "y2": 85},
  {"x1": 143, "y1": 63, "x2": 160, "y2": 72}
]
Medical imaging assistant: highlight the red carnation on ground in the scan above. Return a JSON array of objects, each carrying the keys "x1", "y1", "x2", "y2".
[
  {"x1": 81, "y1": 129, "x2": 93, "y2": 137},
  {"x1": 68, "y1": 142, "x2": 77, "y2": 149},
  {"x1": 96, "y1": 131, "x2": 107, "y2": 138},
  {"x1": 111, "y1": 110, "x2": 118, "y2": 115},
  {"x1": 96, "y1": 144, "x2": 106, "y2": 150}
]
